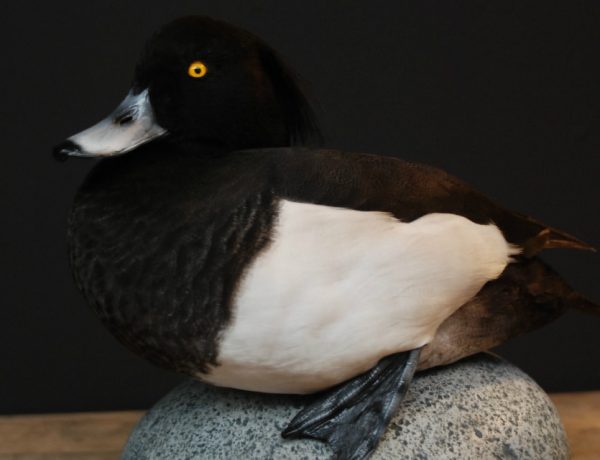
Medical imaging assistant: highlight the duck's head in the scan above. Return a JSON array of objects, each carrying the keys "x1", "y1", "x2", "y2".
[{"x1": 54, "y1": 16, "x2": 320, "y2": 160}]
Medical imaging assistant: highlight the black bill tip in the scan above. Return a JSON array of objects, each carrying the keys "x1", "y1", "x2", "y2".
[{"x1": 52, "y1": 140, "x2": 82, "y2": 162}]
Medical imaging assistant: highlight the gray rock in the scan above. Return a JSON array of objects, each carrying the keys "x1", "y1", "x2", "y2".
[{"x1": 123, "y1": 354, "x2": 569, "y2": 459}]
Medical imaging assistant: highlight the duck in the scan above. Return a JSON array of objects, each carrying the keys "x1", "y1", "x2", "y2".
[{"x1": 53, "y1": 16, "x2": 598, "y2": 460}]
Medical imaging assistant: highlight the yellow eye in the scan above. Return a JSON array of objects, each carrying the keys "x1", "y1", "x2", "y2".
[{"x1": 187, "y1": 61, "x2": 208, "y2": 78}]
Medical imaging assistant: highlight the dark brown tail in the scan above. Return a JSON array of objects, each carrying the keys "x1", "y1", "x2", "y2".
[
  {"x1": 419, "y1": 257, "x2": 598, "y2": 370},
  {"x1": 500, "y1": 257, "x2": 600, "y2": 318},
  {"x1": 569, "y1": 293, "x2": 600, "y2": 316},
  {"x1": 522, "y1": 226, "x2": 596, "y2": 257}
]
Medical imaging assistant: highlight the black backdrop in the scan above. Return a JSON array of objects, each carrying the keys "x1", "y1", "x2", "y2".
[{"x1": 2, "y1": 1, "x2": 599, "y2": 414}]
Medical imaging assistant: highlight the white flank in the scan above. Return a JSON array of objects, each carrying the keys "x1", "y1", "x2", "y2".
[{"x1": 201, "y1": 200, "x2": 518, "y2": 394}]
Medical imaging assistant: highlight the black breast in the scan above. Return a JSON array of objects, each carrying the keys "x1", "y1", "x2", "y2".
[{"x1": 68, "y1": 143, "x2": 276, "y2": 374}]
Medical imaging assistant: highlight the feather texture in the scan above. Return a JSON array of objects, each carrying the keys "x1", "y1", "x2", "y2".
[{"x1": 201, "y1": 200, "x2": 517, "y2": 393}]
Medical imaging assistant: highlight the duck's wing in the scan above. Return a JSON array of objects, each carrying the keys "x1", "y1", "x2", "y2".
[
  {"x1": 270, "y1": 148, "x2": 593, "y2": 256},
  {"x1": 262, "y1": 147, "x2": 593, "y2": 459}
]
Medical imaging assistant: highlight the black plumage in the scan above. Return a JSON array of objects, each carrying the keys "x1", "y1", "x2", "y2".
[
  {"x1": 68, "y1": 143, "x2": 594, "y2": 375},
  {"x1": 57, "y1": 15, "x2": 598, "y2": 460},
  {"x1": 69, "y1": 145, "x2": 277, "y2": 373}
]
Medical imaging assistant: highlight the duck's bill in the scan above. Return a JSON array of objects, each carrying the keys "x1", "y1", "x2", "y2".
[{"x1": 53, "y1": 88, "x2": 167, "y2": 161}]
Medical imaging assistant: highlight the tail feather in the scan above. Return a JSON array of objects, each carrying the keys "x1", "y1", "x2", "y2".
[
  {"x1": 522, "y1": 226, "x2": 595, "y2": 258},
  {"x1": 419, "y1": 257, "x2": 598, "y2": 370},
  {"x1": 545, "y1": 226, "x2": 596, "y2": 251},
  {"x1": 494, "y1": 204, "x2": 595, "y2": 257},
  {"x1": 568, "y1": 293, "x2": 600, "y2": 316}
]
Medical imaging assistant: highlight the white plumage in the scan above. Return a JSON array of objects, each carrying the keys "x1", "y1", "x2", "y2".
[{"x1": 201, "y1": 200, "x2": 519, "y2": 394}]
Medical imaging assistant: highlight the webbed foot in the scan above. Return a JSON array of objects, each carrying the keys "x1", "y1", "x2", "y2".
[{"x1": 283, "y1": 348, "x2": 422, "y2": 459}]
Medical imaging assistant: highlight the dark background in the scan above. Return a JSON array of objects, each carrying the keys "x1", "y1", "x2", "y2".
[{"x1": 3, "y1": 1, "x2": 599, "y2": 414}]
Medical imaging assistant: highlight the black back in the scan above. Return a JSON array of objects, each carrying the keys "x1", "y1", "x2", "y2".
[{"x1": 268, "y1": 148, "x2": 581, "y2": 248}]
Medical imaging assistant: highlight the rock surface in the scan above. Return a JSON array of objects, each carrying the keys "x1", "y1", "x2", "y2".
[{"x1": 123, "y1": 354, "x2": 568, "y2": 459}]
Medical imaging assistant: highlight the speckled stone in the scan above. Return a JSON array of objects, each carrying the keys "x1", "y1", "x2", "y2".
[{"x1": 123, "y1": 353, "x2": 569, "y2": 459}]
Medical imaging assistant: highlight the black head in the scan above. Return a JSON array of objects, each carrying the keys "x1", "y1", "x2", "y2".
[{"x1": 54, "y1": 16, "x2": 321, "y2": 159}]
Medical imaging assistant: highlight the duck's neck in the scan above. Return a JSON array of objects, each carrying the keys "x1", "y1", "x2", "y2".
[{"x1": 164, "y1": 125, "x2": 289, "y2": 156}]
